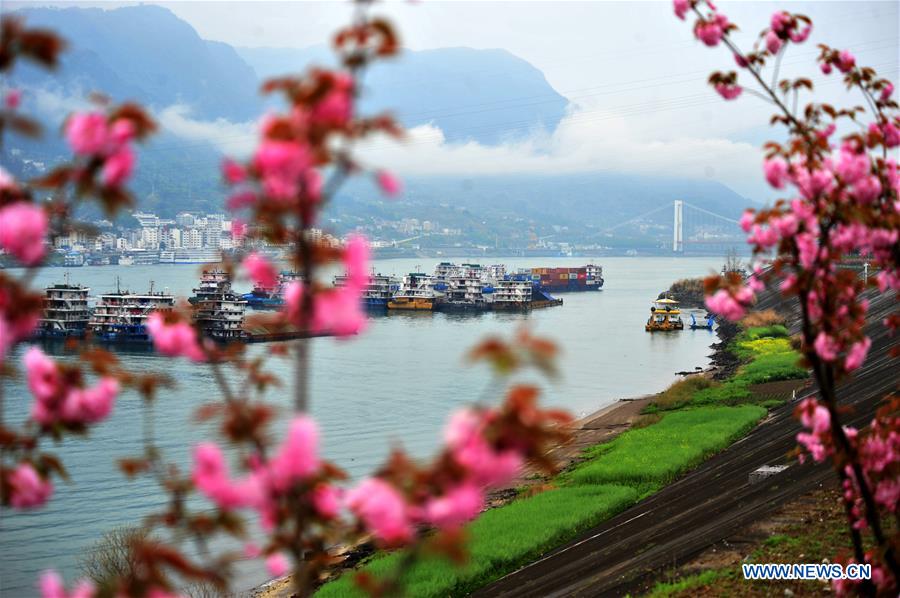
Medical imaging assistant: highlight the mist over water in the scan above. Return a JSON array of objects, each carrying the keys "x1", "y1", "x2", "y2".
[{"x1": 1, "y1": 256, "x2": 723, "y2": 595}]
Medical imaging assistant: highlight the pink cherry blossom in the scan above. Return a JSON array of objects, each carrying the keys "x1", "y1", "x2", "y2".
[
  {"x1": 872, "y1": 121, "x2": 900, "y2": 148},
  {"x1": 376, "y1": 170, "x2": 402, "y2": 197},
  {"x1": 146, "y1": 312, "x2": 206, "y2": 361},
  {"x1": 312, "y1": 484, "x2": 341, "y2": 519},
  {"x1": 763, "y1": 157, "x2": 789, "y2": 189},
  {"x1": 9, "y1": 462, "x2": 53, "y2": 509},
  {"x1": 673, "y1": 0, "x2": 689, "y2": 21},
  {"x1": 109, "y1": 119, "x2": 134, "y2": 145},
  {"x1": 311, "y1": 288, "x2": 367, "y2": 337},
  {"x1": 243, "y1": 252, "x2": 278, "y2": 289},
  {"x1": 770, "y1": 11, "x2": 790, "y2": 34},
  {"x1": 739, "y1": 210, "x2": 755, "y2": 233},
  {"x1": 65, "y1": 112, "x2": 109, "y2": 156},
  {"x1": 345, "y1": 478, "x2": 413, "y2": 544},
  {"x1": 820, "y1": 62, "x2": 833, "y2": 75},
  {"x1": 0, "y1": 201, "x2": 48, "y2": 265},
  {"x1": 705, "y1": 288, "x2": 748, "y2": 321},
  {"x1": 765, "y1": 31, "x2": 783, "y2": 54},
  {"x1": 836, "y1": 49, "x2": 855, "y2": 73},
  {"x1": 5, "y1": 88, "x2": 21, "y2": 109},
  {"x1": 799, "y1": 398, "x2": 831, "y2": 434},
  {"x1": 795, "y1": 232, "x2": 818, "y2": 269},
  {"x1": 266, "y1": 553, "x2": 290, "y2": 577},
  {"x1": 850, "y1": 175, "x2": 882, "y2": 204},
  {"x1": 344, "y1": 234, "x2": 370, "y2": 288},
  {"x1": 445, "y1": 409, "x2": 523, "y2": 488},
  {"x1": 424, "y1": 484, "x2": 484, "y2": 529},
  {"x1": 222, "y1": 158, "x2": 246, "y2": 184},
  {"x1": 101, "y1": 145, "x2": 135, "y2": 187},
  {"x1": 267, "y1": 416, "x2": 320, "y2": 491},
  {"x1": 25, "y1": 347, "x2": 61, "y2": 402},
  {"x1": 695, "y1": 21, "x2": 724, "y2": 47},
  {"x1": 714, "y1": 82, "x2": 742, "y2": 100},
  {"x1": 880, "y1": 82, "x2": 894, "y2": 102},
  {"x1": 59, "y1": 378, "x2": 118, "y2": 425},
  {"x1": 38, "y1": 571, "x2": 94, "y2": 598},
  {"x1": 253, "y1": 140, "x2": 313, "y2": 201},
  {"x1": 835, "y1": 148, "x2": 870, "y2": 185},
  {"x1": 192, "y1": 442, "x2": 264, "y2": 510},
  {"x1": 310, "y1": 73, "x2": 353, "y2": 127},
  {"x1": 813, "y1": 332, "x2": 840, "y2": 362},
  {"x1": 844, "y1": 337, "x2": 871, "y2": 371},
  {"x1": 232, "y1": 219, "x2": 247, "y2": 241},
  {"x1": 789, "y1": 24, "x2": 811, "y2": 43},
  {"x1": 733, "y1": 53, "x2": 749, "y2": 68},
  {"x1": 874, "y1": 479, "x2": 899, "y2": 512}
]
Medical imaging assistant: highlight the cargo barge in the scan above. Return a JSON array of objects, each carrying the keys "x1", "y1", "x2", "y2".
[{"x1": 527, "y1": 265, "x2": 604, "y2": 292}]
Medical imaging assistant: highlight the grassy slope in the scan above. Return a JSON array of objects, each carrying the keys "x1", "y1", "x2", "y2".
[
  {"x1": 317, "y1": 485, "x2": 639, "y2": 598},
  {"x1": 316, "y1": 327, "x2": 801, "y2": 597}
]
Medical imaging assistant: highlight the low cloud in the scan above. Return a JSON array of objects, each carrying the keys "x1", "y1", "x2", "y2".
[
  {"x1": 357, "y1": 105, "x2": 765, "y2": 200},
  {"x1": 155, "y1": 104, "x2": 256, "y2": 155}
]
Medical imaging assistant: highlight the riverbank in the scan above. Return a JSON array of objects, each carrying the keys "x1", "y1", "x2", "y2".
[
  {"x1": 255, "y1": 357, "x2": 726, "y2": 597},
  {"x1": 306, "y1": 313, "x2": 810, "y2": 596}
]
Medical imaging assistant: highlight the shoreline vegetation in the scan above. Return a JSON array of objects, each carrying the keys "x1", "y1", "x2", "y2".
[{"x1": 254, "y1": 308, "x2": 809, "y2": 598}]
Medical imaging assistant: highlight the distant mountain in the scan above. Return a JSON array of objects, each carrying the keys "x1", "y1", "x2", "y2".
[
  {"x1": 10, "y1": 5, "x2": 260, "y2": 121},
  {"x1": 330, "y1": 173, "x2": 748, "y2": 243},
  {"x1": 3, "y1": 5, "x2": 750, "y2": 242},
  {"x1": 238, "y1": 45, "x2": 569, "y2": 145}
]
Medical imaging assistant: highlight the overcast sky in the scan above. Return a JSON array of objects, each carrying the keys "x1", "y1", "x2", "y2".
[{"x1": 6, "y1": 1, "x2": 900, "y2": 201}]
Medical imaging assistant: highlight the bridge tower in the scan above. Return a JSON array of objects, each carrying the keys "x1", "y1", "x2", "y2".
[{"x1": 673, "y1": 200, "x2": 684, "y2": 253}]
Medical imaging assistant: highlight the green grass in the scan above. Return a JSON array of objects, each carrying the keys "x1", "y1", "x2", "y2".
[
  {"x1": 646, "y1": 569, "x2": 735, "y2": 597},
  {"x1": 564, "y1": 405, "x2": 766, "y2": 488},
  {"x1": 691, "y1": 379, "x2": 752, "y2": 405},
  {"x1": 737, "y1": 351, "x2": 807, "y2": 384},
  {"x1": 315, "y1": 484, "x2": 639, "y2": 598}
]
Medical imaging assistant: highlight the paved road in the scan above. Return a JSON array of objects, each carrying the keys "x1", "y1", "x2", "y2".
[{"x1": 476, "y1": 291, "x2": 898, "y2": 598}]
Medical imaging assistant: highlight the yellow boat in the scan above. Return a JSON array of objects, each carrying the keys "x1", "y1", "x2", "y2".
[
  {"x1": 645, "y1": 297, "x2": 684, "y2": 332},
  {"x1": 387, "y1": 296, "x2": 435, "y2": 310},
  {"x1": 387, "y1": 272, "x2": 439, "y2": 310}
]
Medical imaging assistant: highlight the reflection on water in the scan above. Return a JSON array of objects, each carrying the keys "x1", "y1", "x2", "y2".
[{"x1": 0, "y1": 256, "x2": 722, "y2": 595}]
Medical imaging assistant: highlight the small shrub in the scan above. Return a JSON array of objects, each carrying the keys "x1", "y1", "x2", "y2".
[
  {"x1": 633, "y1": 413, "x2": 663, "y2": 428},
  {"x1": 79, "y1": 526, "x2": 147, "y2": 587},
  {"x1": 651, "y1": 376, "x2": 717, "y2": 411},
  {"x1": 740, "y1": 309, "x2": 786, "y2": 329}
]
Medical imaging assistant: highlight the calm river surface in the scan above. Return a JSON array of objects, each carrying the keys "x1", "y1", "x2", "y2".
[{"x1": 0, "y1": 256, "x2": 723, "y2": 595}]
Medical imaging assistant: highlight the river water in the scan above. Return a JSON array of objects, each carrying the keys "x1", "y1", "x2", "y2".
[{"x1": 0, "y1": 256, "x2": 723, "y2": 595}]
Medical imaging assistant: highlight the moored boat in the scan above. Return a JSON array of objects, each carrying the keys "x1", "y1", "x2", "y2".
[
  {"x1": 529, "y1": 265, "x2": 604, "y2": 292},
  {"x1": 335, "y1": 273, "x2": 400, "y2": 311},
  {"x1": 89, "y1": 281, "x2": 175, "y2": 343},
  {"x1": 36, "y1": 274, "x2": 91, "y2": 339},
  {"x1": 645, "y1": 297, "x2": 684, "y2": 332},
  {"x1": 190, "y1": 269, "x2": 247, "y2": 341},
  {"x1": 388, "y1": 272, "x2": 442, "y2": 310},
  {"x1": 242, "y1": 271, "x2": 301, "y2": 309}
]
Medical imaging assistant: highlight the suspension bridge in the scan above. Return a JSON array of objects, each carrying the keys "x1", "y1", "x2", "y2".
[{"x1": 598, "y1": 199, "x2": 744, "y2": 253}]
